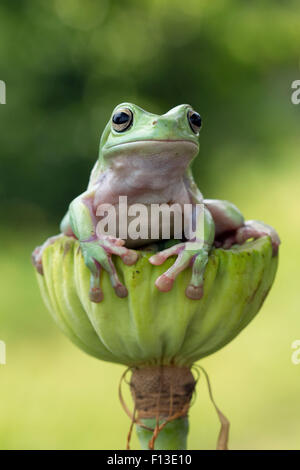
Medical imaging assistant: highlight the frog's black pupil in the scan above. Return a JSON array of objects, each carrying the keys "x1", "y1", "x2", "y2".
[
  {"x1": 190, "y1": 112, "x2": 202, "y2": 128},
  {"x1": 113, "y1": 112, "x2": 130, "y2": 125}
]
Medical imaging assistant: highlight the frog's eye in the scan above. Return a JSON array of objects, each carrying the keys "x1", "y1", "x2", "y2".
[
  {"x1": 112, "y1": 108, "x2": 133, "y2": 132},
  {"x1": 187, "y1": 109, "x2": 202, "y2": 134}
]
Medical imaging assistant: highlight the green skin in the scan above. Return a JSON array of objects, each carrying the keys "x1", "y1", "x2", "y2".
[{"x1": 33, "y1": 103, "x2": 280, "y2": 302}]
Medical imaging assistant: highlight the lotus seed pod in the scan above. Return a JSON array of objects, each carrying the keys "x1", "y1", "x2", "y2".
[{"x1": 35, "y1": 235, "x2": 278, "y2": 449}]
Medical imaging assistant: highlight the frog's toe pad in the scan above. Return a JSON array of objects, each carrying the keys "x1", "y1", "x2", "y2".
[
  {"x1": 115, "y1": 284, "x2": 128, "y2": 298},
  {"x1": 185, "y1": 284, "x2": 203, "y2": 300},
  {"x1": 155, "y1": 274, "x2": 174, "y2": 292},
  {"x1": 149, "y1": 254, "x2": 166, "y2": 265},
  {"x1": 89, "y1": 287, "x2": 103, "y2": 303},
  {"x1": 122, "y1": 251, "x2": 139, "y2": 266}
]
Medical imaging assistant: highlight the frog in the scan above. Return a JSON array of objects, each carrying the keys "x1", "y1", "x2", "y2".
[{"x1": 32, "y1": 102, "x2": 280, "y2": 302}]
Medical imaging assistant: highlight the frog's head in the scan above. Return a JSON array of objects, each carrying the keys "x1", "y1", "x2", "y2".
[{"x1": 98, "y1": 103, "x2": 201, "y2": 171}]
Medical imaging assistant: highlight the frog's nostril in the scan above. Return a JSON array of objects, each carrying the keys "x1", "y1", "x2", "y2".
[{"x1": 152, "y1": 120, "x2": 157, "y2": 125}]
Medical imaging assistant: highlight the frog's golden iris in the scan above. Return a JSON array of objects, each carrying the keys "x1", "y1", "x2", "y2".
[
  {"x1": 112, "y1": 107, "x2": 133, "y2": 132},
  {"x1": 187, "y1": 109, "x2": 202, "y2": 134}
]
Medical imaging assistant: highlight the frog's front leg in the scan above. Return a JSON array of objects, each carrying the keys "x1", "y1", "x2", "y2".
[
  {"x1": 205, "y1": 199, "x2": 280, "y2": 255},
  {"x1": 149, "y1": 207, "x2": 215, "y2": 300},
  {"x1": 69, "y1": 192, "x2": 138, "y2": 303}
]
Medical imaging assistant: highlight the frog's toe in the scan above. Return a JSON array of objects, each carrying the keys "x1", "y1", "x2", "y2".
[
  {"x1": 103, "y1": 240, "x2": 138, "y2": 265},
  {"x1": 149, "y1": 243, "x2": 184, "y2": 266},
  {"x1": 222, "y1": 234, "x2": 237, "y2": 249},
  {"x1": 121, "y1": 250, "x2": 139, "y2": 266},
  {"x1": 155, "y1": 274, "x2": 174, "y2": 292},
  {"x1": 115, "y1": 284, "x2": 128, "y2": 298},
  {"x1": 36, "y1": 261, "x2": 44, "y2": 276},
  {"x1": 236, "y1": 220, "x2": 280, "y2": 256},
  {"x1": 104, "y1": 256, "x2": 129, "y2": 299},
  {"x1": 149, "y1": 253, "x2": 166, "y2": 266},
  {"x1": 185, "y1": 284, "x2": 204, "y2": 300},
  {"x1": 185, "y1": 250, "x2": 208, "y2": 300},
  {"x1": 83, "y1": 242, "x2": 130, "y2": 300},
  {"x1": 88, "y1": 265, "x2": 103, "y2": 303},
  {"x1": 32, "y1": 234, "x2": 65, "y2": 276},
  {"x1": 32, "y1": 247, "x2": 44, "y2": 275},
  {"x1": 154, "y1": 250, "x2": 191, "y2": 293},
  {"x1": 89, "y1": 286, "x2": 103, "y2": 303}
]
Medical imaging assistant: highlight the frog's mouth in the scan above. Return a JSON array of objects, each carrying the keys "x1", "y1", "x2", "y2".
[
  {"x1": 106, "y1": 139, "x2": 198, "y2": 150},
  {"x1": 103, "y1": 140, "x2": 199, "y2": 169}
]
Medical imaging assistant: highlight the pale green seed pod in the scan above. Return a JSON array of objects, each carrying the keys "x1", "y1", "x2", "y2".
[{"x1": 36, "y1": 236, "x2": 278, "y2": 367}]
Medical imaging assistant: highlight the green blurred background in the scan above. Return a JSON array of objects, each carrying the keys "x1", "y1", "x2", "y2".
[{"x1": 0, "y1": 0, "x2": 299, "y2": 449}]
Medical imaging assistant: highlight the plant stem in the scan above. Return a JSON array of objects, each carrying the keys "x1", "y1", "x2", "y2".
[{"x1": 136, "y1": 417, "x2": 189, "y2": 450}]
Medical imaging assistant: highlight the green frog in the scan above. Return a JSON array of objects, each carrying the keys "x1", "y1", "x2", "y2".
[{"x1": 32, "y1": 103, "x2": 280, "y2": 302}]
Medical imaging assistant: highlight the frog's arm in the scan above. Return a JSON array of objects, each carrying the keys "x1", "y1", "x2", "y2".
[
  {"x1": 204, "y1": 199, "x2": 280, "y2": 255},
  {"x1": 57, "y1": 161, "x2": 102, "y2": 237},
  {"x1": 69, "y1": 190, "x2": 138, "y2": 302},
  {"x1": 69, "y1": 191, "x2": 97, "y2": 241},
  {"x1": 59, "y1": 211, "x2": 73, "y2": 236}
]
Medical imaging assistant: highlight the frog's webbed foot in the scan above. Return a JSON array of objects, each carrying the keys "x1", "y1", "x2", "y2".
[
  {"x1": 149, "y1": 243, "x2": 209, "y2": 300},
  {"x1": 32, "y1": 234, "x2": 65, "y2": 275},
  {"x1": 216, "y1": 220, "x2": 280, "y2": 256},
  {"x1": 81, "y1": 238, "x2": 138, "y2": 303}
]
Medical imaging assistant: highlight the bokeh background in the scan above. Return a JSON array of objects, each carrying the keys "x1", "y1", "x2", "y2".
[{"x1": 0, "y1": 0, "x2": 300, "y2": 450}]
